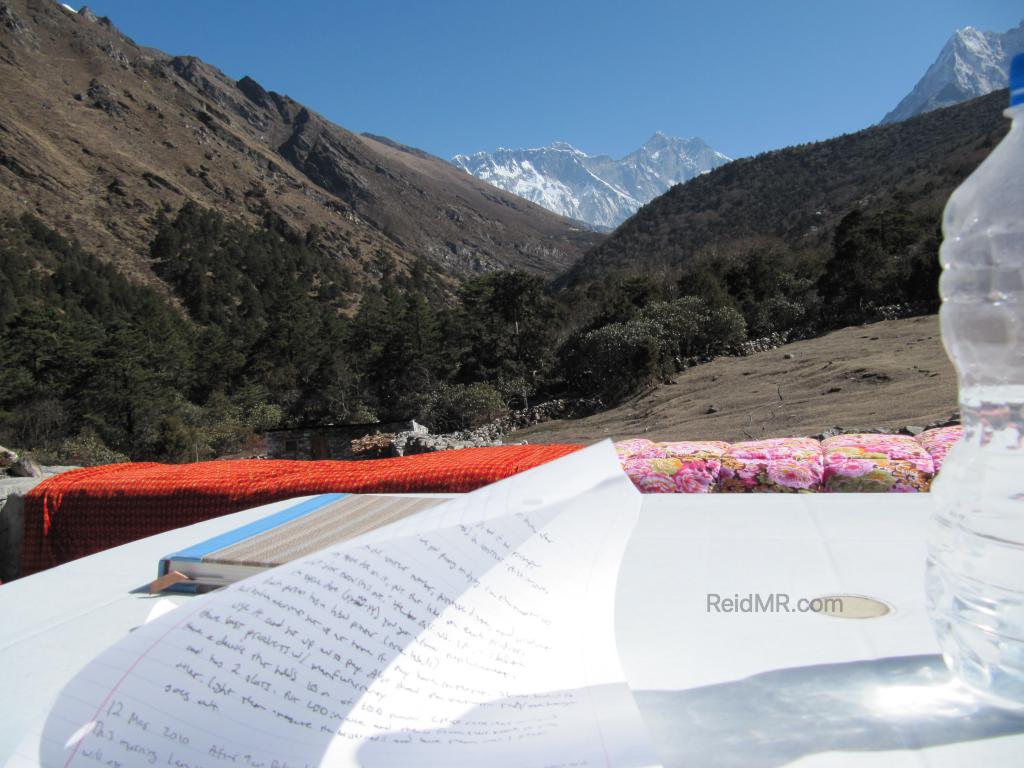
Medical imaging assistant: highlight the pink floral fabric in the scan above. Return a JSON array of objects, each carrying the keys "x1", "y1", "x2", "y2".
[
  {"x1": 719, "y1": 438, "x2": 823, "y2": 493},
  {"x1": 614, "y1": 438, "x2": 661, "y2": 462},
  {"x1": 822, "y1": 434, "x2": 934, "y2": 493},
  {"x1": 915, "y1": 426, "x2": 962, "y2": 473},
  {"x1": 617, "y1": 439, "x2": 729, "y2": 494},
  {"x1": 614, "y1": 430, "x2": 960, "y2": 493}
]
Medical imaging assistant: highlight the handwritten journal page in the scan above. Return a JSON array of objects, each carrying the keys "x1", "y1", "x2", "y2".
[{"x1": 15, "y1": 441, "x2": 658, "y2": 768}]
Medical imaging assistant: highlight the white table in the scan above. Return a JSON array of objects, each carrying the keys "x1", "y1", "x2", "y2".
[{"x1": 2, "y1": 493, "x2": 1023, "y2": 766}]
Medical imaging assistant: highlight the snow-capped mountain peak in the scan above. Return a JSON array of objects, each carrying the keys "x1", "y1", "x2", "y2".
[
  {"x1": 547, "y1": 140, "x2": 584, "y2": 153},
  {"x1": 882, "y1": 19, "x2": 1024, "y2": 124},
  {"x1": 452, "y1": 134, "x2": 731, "y2": 230}
]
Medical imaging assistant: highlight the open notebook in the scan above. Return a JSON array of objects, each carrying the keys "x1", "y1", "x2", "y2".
[{"x1": 157, "y1": 494, "x2": 445, "y2": 592}]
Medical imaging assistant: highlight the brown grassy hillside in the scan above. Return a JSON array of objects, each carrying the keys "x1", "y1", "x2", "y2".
[
  {"x1": 512, "y1": 315, "x2": 957, "y2": 444},
  {"x1": 0, "y1": 0, "x2": 600, "y2": 295}
]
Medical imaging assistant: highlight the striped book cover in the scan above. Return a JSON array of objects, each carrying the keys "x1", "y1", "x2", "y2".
[{"x1": 157, "y1": 494, "x2": 445, "y2": 592}]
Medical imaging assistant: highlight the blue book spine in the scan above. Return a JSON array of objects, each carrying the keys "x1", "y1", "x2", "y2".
[{"x1": 158, "y1": 493, "x2": 347, "y2": 577}]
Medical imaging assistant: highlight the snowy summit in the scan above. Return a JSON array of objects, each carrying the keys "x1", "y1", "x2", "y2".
[
  {"x1": 452, "y1": 133, "x2": 730, "y2": 230},
  {"x1": 883, "y1": 19, "x2": 1024, "y2": 124}
]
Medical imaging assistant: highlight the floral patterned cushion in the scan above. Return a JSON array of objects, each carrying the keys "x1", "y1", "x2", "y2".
[
  {"x1": 614, "y1": 429, "x2": 960, "y2": 493},
  {"x1": 915, "y1": 426, "x2": 962, "y2": 473},
  {"x1": 617, "y1": 439, "x2": 730, "y2": 494},
  {"x1": 719, "y1": 437, "x2": 823, "y2": 493},
  {"x1": 822, "y1": 434, "x2": 934, "y2": 493},
  {"x1": 614, "y1": 438, "x2": 661, "y2": 461}
]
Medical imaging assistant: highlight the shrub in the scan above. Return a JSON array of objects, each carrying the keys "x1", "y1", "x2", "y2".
[
  {"x1": 56, "y1": 428, "x2": 130, "y2": 467},
  {"x1": 561, "y1": 297, "x2": 747, "y2": 403},
  {"x1": 561, "y1": 321, "x2": 662, "y2": 403},
  {"x1": 421, "y1": 382, "x2": 508, "y2": 433},
  {"x1": 638, "y1": 296, "x2": 746, "y2": 358},
  {"x1": 700, "y1": 304, "x2": 749, "y2": 357}
]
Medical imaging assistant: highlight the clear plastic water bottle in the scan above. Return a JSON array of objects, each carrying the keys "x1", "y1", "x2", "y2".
[{"x1": 926, "y1": 53, "x2": 1024, "y2": 707}]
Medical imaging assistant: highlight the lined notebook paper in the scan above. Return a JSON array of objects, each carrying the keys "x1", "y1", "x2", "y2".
[{"x1": 9, "y1": 441, "x2": 659, "y2": 768}]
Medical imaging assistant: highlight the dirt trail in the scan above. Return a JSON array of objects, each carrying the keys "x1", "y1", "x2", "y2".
[{"x1": 514, "y1": 315, "x2": 958, "y2": 444}]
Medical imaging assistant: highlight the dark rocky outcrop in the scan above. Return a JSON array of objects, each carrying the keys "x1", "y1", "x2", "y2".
[
  {"x1": 86, "y1": 78, "x2": 128, "y2": 116},
  {"x1": 0, "y1": 2, "x2": 27, "y2": 34}
]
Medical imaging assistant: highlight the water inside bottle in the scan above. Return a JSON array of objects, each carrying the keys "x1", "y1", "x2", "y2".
[{"x1": 927, "y1": 386, "x2": 1024, "y2": 707}]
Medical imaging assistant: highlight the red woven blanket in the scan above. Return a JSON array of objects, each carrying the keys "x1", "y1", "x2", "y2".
[{"x1": 20, "y1": 444, "x2": 581, "y2": 577}]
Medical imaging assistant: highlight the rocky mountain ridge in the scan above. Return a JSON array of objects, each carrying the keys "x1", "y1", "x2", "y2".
[
  {"x1": 452, "y1": 133, "x2": 730, "y2": 229},
  {"x1": 0, "y1": 0, "x2": 600, "y2": 296}
]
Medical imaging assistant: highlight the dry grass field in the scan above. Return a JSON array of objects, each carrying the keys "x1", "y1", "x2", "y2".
[{"x1": 513, "y1": 315, "x2": 958, "y2": 444}]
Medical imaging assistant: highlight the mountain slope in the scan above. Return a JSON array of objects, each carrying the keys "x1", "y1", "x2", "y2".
[
  {"x1": 510, "y1": 316, "x2": 956, "y2": 444},
  {"x1": 452, "y1": 133, "x2": 730, "y2": 229},
  {"x1": 0, "y1": 0, "x2": 600, "y2": 292},
  {"x1": 883, "y1": 19, "x2": 1024, "y2": 124},
  {"x1": 562, "y1": 90, "x2": 1008, "y2": 288}
]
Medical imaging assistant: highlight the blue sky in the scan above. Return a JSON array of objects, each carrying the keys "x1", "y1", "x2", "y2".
[{"x1": 76, "y1": 0, "x2": 1022, "y2": 160}]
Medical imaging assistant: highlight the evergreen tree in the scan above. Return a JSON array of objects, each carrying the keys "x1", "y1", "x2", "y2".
[{"x1": 455, "y1": 271, "x2": 558, "y2": 406}]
